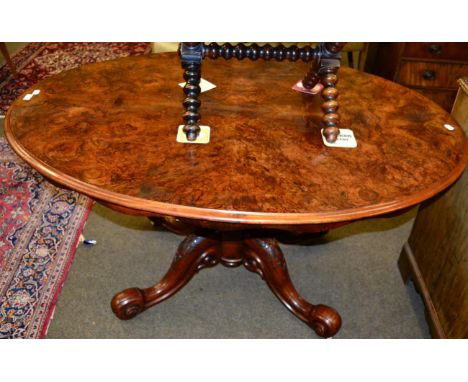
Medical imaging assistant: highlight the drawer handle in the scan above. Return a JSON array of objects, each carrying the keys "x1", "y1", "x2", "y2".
[
  {"x1": 428, "y1": 44, "x2": 442, "y2": 55},
  {"x1": 422, "y1": 70, "x2": 436, "y2": 80}
]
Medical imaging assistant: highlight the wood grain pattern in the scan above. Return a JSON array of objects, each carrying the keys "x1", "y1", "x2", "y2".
[
  {"x1": 4, "y1": 51, "x2": 468, "y2": 338},
  {"x1": 402, "y1": 43, "x2": 468, "y2": 62},
  {"x1": 413, "y1": 88, "x2": 457, "y2": 112},
  {"x1": 4, "y1": 53, "x2": 468, "y2": 226},
  {"x1": 399, "y1": 61, "x2": 468, "y2": 89},
  {"x1": 398, "y1": 243, "x2": 446, "y2": 338},
  {"x1": 398, "y1": 79, "x2": 468, "y2": 338},
  {"x1": 371, "y1": 42, "x2": 468, "y2": 112},
  {"x1": 407, "y1": 168, "x2": 467, "y2": 338}
]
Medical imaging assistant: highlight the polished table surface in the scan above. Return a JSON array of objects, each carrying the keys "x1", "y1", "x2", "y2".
[
  {"x1": 5, "y1": 53, "x2": 467, "y2": 226},
  {"x1": 4, "y1": 53, "x2": 467, "y2": 337}
]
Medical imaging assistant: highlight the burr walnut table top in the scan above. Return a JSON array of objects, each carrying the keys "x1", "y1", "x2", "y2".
[{"x1": 4, "y1": 53, "x2": 468, "y2": 225}]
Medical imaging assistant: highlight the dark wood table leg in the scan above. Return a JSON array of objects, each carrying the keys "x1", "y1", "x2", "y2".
[
  {"x1": 111, "y1": 233, "x2": 342, "y2": 338},
  {"x1": 111, "y1": 235, "x2": 219, "y2": 320},
  {"x1": 242, "y1": 238, "x2": 341, "y2": 338}
]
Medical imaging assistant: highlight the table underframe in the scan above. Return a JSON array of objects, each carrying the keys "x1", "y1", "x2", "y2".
[{"x1": 110, "y1": 218, "x2": 342, "y2": 338}]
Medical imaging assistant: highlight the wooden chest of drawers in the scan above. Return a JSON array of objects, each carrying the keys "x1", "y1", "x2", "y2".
[
  {"x1": 372, "y1": 42, "x2": 468, "y2": 111},
  {"x1": 398, "y1": 78, "x2": 468, "y2": 338}
]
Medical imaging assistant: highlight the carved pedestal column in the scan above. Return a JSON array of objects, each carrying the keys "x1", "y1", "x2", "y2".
[{"x1": 111, "y1": 232, "x2": 342, "y2": 338}]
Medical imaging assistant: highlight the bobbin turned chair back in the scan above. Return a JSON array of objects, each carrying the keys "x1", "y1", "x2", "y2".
[
  {"x1": 177, "y1": 42, "x2": 347, "y2": 144},
  {"x1": 151, "y1": 42, "x2": 367, "y2": 71}
]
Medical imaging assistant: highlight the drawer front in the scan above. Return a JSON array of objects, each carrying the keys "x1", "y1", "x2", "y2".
[
  {"x1": 403, "y1": 43, "x2": 468, "y2": 61},
  {"x1": 398, "y1": 61, "x2": 468, "y2": 88}
]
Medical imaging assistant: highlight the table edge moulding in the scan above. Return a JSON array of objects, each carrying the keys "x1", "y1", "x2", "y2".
[
  {"x1": 4, "y1": 52, "x2": 468, "y2": 338},
  {"x1": 4, "y1": 109, "x2": 468, "y2": 226}
]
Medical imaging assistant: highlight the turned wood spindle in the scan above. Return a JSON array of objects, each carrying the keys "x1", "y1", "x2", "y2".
[
  {"x1": 324, "y1": 42, "x2": 347, "y2": 54},
  {"x1": 178, "y1": 42, "x2": 347, "y2": 142},
  {"x1": 203, "y1": 43, "x2": 316, "y2": 62},
  {"x1": 321, "y1": 68, "x2": 340, "y2": 143},
  {"x1": 182, "y1": 62, "x2": 202, "y2": 141},
  {"x1": 180, "y1": 43, "x2": 203, "y2": 141},
  {"x1": 302, "y1": 57, "x2": 321, "y2": 90}
]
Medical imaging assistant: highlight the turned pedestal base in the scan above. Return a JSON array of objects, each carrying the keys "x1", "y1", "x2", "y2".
[{"x1": 111, "y1": 233, "x2": 341, "y2": 338}]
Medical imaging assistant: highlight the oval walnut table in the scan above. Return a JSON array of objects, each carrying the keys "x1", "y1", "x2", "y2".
[{"x1": 4, "y1": 53, "x2": 467, "y2": 338}]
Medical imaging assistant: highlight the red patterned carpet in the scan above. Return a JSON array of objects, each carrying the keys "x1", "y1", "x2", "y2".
[
  {"x1": 1, "y1": 42, "x2": 151, "y2": 115},
  {"x1": 0, "y1": 138, "x2": 92, "y2": 338},
  {"x1": 0, "y1": 42, "x2": 151, "y2": 338}
]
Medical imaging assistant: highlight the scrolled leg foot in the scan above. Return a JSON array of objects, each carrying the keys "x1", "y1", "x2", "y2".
[
  {"x1": 111, "y1": 287, "x2": 145, "y2": 320},
  {"x1": 111, "y1": 235, "x2": 219, "y2": 321},
  {"x1": 309, "y1": 304, "x2": 342, "y2": 338},
  {"x1": 110, "y1": 233, "x2": 343, "y2": 337},
  {"x1": 243, "y1": 238, "x2": 342, "y2": 338}
]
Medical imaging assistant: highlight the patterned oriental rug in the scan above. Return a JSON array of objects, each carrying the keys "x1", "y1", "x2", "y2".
[
  {"x1": 0, "y1": 139, "x2": 92, "y2": 338},
  {"x1": 0, "y1": 42, "x2": 151, "y2": 338},
  {"x1": 1, "y1": 42, "x2": 151, "y2": 115}
]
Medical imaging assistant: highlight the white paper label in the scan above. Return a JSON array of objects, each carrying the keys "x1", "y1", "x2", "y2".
[
  {"x1": 179, "y1": 78, "x2": 216, "y2": 93},
  {"x1": 321, "y1": 128, "x2": 357, "y2": 148},
  {"x1": 176, "y1": 125, "x2": 210, "y2": 144}
]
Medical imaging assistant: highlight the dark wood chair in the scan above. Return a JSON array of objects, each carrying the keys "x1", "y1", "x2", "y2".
[{"x1": 178, "y1": 42, "x2": 346, "y2": 144}]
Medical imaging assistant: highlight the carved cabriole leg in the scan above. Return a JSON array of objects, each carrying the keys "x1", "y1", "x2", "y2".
[
  {"x1": 111, "y1": 233, "x2": 342, "y2": 338},
  {"x1": 320, "y1": 67, "x2": 340, "y2": 143},
  {"x1": 243, "y1": 238, "x2": 341, "y2": 338},
  {"x1": 111, "y1": 235, "x2": 219, "y2": 320}
]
